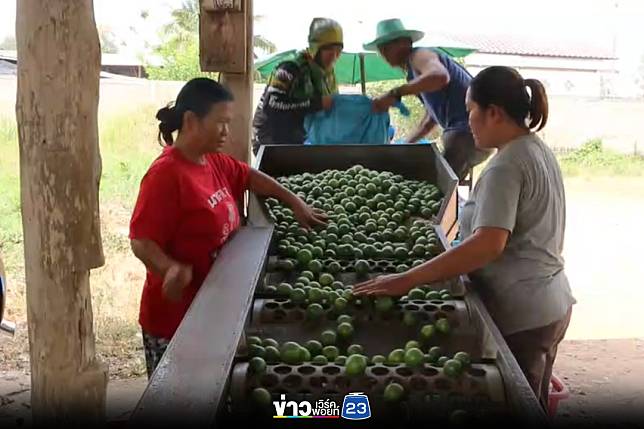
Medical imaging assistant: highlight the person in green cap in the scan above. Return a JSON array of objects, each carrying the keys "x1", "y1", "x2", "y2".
[
  {"x1": 364, "y1": 18, "x2": 491, "y2": 181},
  {"x1": 252, "y1": 18, "x2": 343, "y2": 154}
]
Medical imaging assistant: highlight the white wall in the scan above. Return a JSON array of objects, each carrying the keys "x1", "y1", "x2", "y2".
[{"x1": 465, "y1": 53, "x2": 619, "y2": 98}]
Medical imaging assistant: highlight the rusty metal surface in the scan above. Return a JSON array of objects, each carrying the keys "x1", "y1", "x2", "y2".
[
  {"x1": 464, "y1": 284, "x2": 549, "y2": 426},
  {"x1": 254, "y1": 143, "x2": 459, "y2": 233},
  {"x1": 128, "y1": 225, "x2": 273, "y2": 428}
]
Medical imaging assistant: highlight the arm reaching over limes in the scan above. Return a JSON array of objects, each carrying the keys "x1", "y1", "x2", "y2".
[
  {"x1": 353, "y1": 227, "x2": 509, "y2": 296},
  {"x1": 248, "y1": 168, "x2": 328, "y2": 230}
]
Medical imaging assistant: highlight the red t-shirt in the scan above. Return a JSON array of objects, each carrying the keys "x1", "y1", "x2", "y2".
[{"x1": 129, "y1": 146, "x2": 250, "y2": 339}]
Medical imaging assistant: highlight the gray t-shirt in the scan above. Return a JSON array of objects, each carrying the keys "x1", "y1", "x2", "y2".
[{"x1": 460, "y1": 133, "x2": 576, "y2": 336}]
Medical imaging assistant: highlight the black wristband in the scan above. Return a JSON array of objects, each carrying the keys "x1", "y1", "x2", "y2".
[{"x1": 387, "y1": 87, "x2": 403, "y2": 101}]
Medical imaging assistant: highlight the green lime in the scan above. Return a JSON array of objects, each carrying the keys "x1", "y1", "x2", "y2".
[
  {"x1": 319, "y1": 273, "x2": 334, "y2": 286},
  {"x1": 404, "y1": 348, "x2": 425, "y2": 368},
  {"x1": 252, "y1": 387, "x2": 272, "y2": 406},
  {"x1": 312, "y1": 355, "x2": 328, "y2": 366},
  {"x1": 331, "y1": 280, "x2": 344, "y2": 290},
  {"x1": 335, "y1": 355, "x2": 347, "y2": 365},
  {"x1": 408, "y1": 288, "x2": 426, "y2": 300},
  {"x1": 443, "y1": 359, "x2": 463, "y2": 378},
  {"x1": 300, "y1": 347, "x2": 311, "y2": 362},
  {"x1": 262, "y1": 338, "x2": 279, "y2": 348},
  {"x1": 384, "y1": 382, "x2": 404, "y2": 402},
  {"x1": 388, "y1": 349, "x2": 405, "y2": 364},
  {"x1": 264, "y1": 346, "x2": 281, "y2": 363},
  {"x1": 347, "y1": 344, "x2": 364, "y2": 356},
  {"x1": 345, "y1": 354, "x2": 368, "y2": 377},
  {"x1": 436, "y1": 356, "x2": 449, "y2": 367},
  {"x1": 426, "y1": 291, "x2": 442, "y2": 300},
  {"x1": 328, "y1": 261, "x2": 342, "y2": 274},
  {"x1": 403, "y1": 311, "x2": 418, "y2": 327},
  {"x1": 297, "y1": 249, "x2": 313, "y2": 266},
  {"x1": 420, "y1": 324, "x2": 436, "y2": 342},
  {"x1": 296, "y1": 276, "x2": 311, "y2": 286},
  {"x1": 354, "y1": 260, "x2": 370, "y2": 276},
  {"x1": 306, "y1": 303, "x2": 325, "y2": 321},
  {"x1": 405, "y1": 340, "x2": 421, "y2": 351},
  {"x1": 249, "y1": 357, "x2": 267, "y2": 374},
  {"x1": 320, "y1": 330, "x2": 337, "y2": 346},
  {"x1": 308, "y1": 259, "x2": 324, "y2": 274},
  {"x1": 276, "y1": 283, "x2": 293, "y2": 296},
  {"x1": 304, "y1": 340, "x2": 323, "y2": 357},
  {"x1": 247, "y1": 336, "x2": 262, "y2": 347},
  {"x1": 436, "y1": 318, "x2": 451, "y2": 334},
  {"x1": 337, "y1": 322, "x2": 354, "y2": 339},
  {"x1": 337, "y1": 315, "x2": 353, "y2": 325},
  {"x1": 375, "y1": 296, "x2": 394, "y2": 313},
  {"x1": 308, "y1": 288, "x2": 324, "y2": 304},
  {"x1": 280, "y1": 342, "x2": 303, "y2": 365},
  {"x1": 371, "y1": 355, "x2": 387, "y2": 365},
  {"x1": 249, "y1": 344, "x2": 266, "y2": 359},
  {"x1": 453, "y1": 352, "x2": 472, "y2": 368},
  {"x1": 290, "y1": 288, "x2": 307, "y2": 304},
  {"x1": 323, "y1": 346, "x2": 340, "y2": 361},
  {"x1": 449, "y1": 409, "x2": 470, "y2": 426},
  {"x1": 301, "y1": 270, "x2": 315, "y2": 280}
]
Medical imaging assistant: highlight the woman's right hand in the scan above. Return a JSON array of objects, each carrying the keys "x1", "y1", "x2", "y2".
[
  {"x1": 321, "y1": 95, "x2": 334, "y2": 111},
  {"x1": 162, "y1": 262, "x2": 193, "y2": 302}
]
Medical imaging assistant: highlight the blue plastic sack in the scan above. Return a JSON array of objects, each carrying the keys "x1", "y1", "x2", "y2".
[{"x1": 305, "y1": 94, "x2": 408, "y2": 145}]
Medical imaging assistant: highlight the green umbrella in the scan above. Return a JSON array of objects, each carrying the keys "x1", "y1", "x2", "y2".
[{"x1": 254, "y1": 47, "x2": 475, "y2": 93}]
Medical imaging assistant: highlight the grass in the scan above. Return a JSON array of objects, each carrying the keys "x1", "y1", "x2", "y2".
[
  {"x1": 1, "y1": 106, "x2": 161, "y2": 379},
  {"x1": 557, "y1": 139, "x2": 644, "y2": 177},
  {"x1": 1, "y1": 107, "x2": 644, "y2": 379}
]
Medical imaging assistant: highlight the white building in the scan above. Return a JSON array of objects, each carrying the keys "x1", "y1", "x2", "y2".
[{"x1": 431, "y1": 33, "x2": 618, "y2": 98}]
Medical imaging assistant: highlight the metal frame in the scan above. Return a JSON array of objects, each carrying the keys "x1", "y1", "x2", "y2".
[{"x1": 128, "y1": 195, "x2": 273, "y2": 427}]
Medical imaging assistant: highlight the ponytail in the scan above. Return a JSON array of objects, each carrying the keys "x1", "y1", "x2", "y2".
[
  {"x1": 469, "y1": 66, "x2": 550, "y2": 132},
  {"x1": 525, "y1": 78, "x2": 548, "y2": 131},
  {"x1": 156, "y1": 104, "x2": 182, "y2": 146}
]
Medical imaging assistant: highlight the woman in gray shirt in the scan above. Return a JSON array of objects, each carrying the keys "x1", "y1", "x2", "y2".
[{"x1": 355, "y1": 66, "x2": 575, "y2": 411}]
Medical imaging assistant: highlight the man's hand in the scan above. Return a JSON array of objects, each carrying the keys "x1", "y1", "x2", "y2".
[
  {"x1": 321, "y1": 95, "x2": 334, "y2": 111},
  {"x1": 372, "y1": 94, "x2": 398, "y2": 113},
  {"x1": 162, "y1": 262, "x2": 193, "y2": 302}
]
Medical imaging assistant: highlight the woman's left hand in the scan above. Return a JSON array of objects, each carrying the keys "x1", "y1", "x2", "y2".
[
  {"x1": 353, "y1": 273, "x2": 416, "y2": 297},
  {"x1": 292, "y1": 200, "x2": 328, "y2": 229}
]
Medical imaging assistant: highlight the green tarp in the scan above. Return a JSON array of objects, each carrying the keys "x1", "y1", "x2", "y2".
[{"x1": 254, "y1": 47, "x2": 475, "y2": 85}]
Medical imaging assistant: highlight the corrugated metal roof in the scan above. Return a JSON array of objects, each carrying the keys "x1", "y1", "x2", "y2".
[{"x1": 426, "y1": 33, "x2": 617, "y2": 60}]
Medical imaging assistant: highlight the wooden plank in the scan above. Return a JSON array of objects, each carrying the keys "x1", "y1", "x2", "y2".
[
  {"x1": 128, "y1": 225, "x2": 273, "y2": 428},
  {"x1": 465, "y1": 285, "x2": 549, "y2": 426},
  {"x1": 219, "y1": 0, "x2": 253, "y2": 163},
  {"x1": 201, "y1": 0, "x2": 242, "y2": 12},
  {"x1": 199, "y1": 1, "x2": 247, "y2": 73}
]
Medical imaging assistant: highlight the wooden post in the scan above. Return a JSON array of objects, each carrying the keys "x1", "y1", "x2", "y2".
[
  {"x1": 15, "y1": 0, "x2": 107, "y2": 425},
  {"x1": 200, "y1": 0, "x2": 253, "y2": 163}
]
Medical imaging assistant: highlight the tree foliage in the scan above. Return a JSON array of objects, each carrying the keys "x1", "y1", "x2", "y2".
[{"x1": 146, "y1": 0, "x2": 276, "y2": 81}]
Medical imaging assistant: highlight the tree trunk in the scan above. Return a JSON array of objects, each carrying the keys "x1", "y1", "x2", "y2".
[{"x1": 15, "y1": 0, "x2": 107, "y2": 425}]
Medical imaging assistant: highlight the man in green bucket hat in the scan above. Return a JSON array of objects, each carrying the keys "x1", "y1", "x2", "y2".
[
  {"x1": 364, "y1": 18, "x2": 491, "y2": 181},
  {"x1": 252, "y1": 18, "x2": 343, "y2": 154}
]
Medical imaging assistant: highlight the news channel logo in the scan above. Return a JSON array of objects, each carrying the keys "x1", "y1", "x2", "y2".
[{"x1": 272, "y1": 392, "x2": 371, "y2": 420}]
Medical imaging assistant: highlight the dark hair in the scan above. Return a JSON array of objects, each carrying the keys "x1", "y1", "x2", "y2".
[
  {"x1": 469, "y1": 66, "x2": 548, "y2": 131},
  {"x1": 156, "y1": 77, "x2": 234, "y2": 146}
]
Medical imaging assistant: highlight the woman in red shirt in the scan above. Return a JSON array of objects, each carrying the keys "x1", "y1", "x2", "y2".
[{"x1": 130, "y1": 78, "x2": 326, "y2": 378}]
